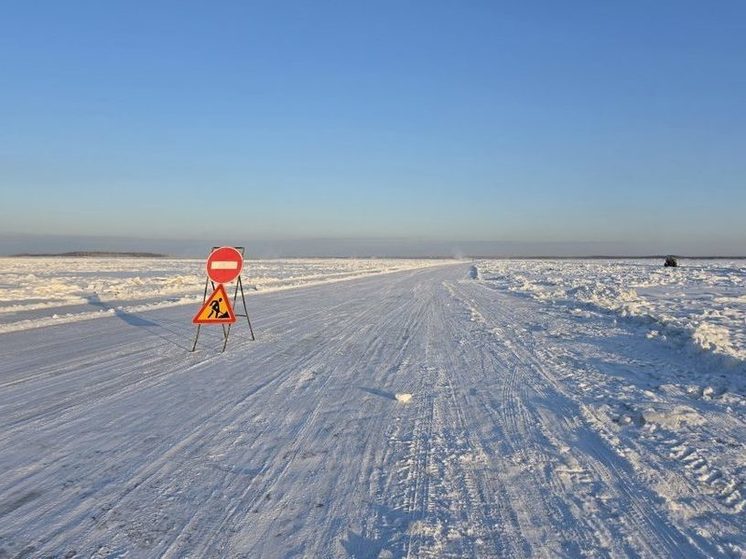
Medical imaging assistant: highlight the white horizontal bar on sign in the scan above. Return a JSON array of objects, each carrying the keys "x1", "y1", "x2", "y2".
[{"x1": 211, "y1": 261, "x2": 239, "y2": 269}]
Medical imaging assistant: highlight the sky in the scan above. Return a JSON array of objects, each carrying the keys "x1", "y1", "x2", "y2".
[{"x1": 1, "y1": 1, "x2": 745, "y2": 255}]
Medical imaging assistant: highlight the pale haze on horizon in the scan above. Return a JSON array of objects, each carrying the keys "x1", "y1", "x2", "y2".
[{"x1": 1, "y1": 1, "x2": 744, "y2": 255}]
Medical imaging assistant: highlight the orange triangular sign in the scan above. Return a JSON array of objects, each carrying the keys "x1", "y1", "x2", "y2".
[{"x1": 192, "y1": 284, "x2": 236, "y2": 324}]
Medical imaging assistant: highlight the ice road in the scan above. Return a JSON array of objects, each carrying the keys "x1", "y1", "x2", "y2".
[{"x1": 0, "y1": 264, "x2": 743, "y2": 558}]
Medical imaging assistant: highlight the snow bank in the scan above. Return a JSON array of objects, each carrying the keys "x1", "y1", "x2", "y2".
[
  {"x1": 640, "y1": 405, "x2": 706, "y2": 429},
  {"x1": 0, "y1": 257, "x2": 449, "y2": 333},
  {"x1": 467, "y1": 265, "x2": 481, "y2": 280},
  {"x1": 475, "y1": 259, "x2": 746, "y2": 366}
]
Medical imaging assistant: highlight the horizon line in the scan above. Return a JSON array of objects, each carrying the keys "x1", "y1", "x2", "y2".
[{"x1": 6, "y1": 251, "x2": 746, "y2": 260}]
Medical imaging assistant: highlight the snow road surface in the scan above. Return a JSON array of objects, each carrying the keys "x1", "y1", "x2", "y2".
[{"x1": 0, "y1": 264, "x2": 744, "y2": 557}]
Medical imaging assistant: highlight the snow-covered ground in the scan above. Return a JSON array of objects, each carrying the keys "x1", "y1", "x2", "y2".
[
  {"x1": 475, "y1": 259, "x2": 746, "y2": 368},
  {"x1": 0, "y1": 261, "x2": 744, "y2": 557},
  {"x1": 0, "y1": 257, "x2": 445, "y2": 333}
]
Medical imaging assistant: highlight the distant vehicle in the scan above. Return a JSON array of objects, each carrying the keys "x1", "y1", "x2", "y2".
[{"x1": 664, "y1": 255, "x2": 678, "y2": 267}]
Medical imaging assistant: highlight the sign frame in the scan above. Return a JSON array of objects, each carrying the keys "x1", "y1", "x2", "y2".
[{"x1": 191, "y1": 246, "x2": 255, "y2": 353}]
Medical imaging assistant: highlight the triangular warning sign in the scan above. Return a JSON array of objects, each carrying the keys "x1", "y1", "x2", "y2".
[{"x1": 192, "y1": 284, "x2": 236, "y2": 324}]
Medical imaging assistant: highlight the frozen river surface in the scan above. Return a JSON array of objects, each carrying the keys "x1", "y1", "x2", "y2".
[{"x1": 0, "y1": 262, "x2": 743, "y2": 557}]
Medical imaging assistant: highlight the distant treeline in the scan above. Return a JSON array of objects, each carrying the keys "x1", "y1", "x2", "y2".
[{"x1": 10, "y1": 251, "x2": 168, "y2": 258}]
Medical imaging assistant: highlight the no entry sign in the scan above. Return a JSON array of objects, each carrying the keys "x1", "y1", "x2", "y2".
[{"x1": 206, "y1": 246, "x2": 243, "y2": 284}]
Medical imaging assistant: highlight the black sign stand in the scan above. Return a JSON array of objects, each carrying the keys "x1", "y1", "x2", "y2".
[{"x1": 191, "y1": 246, "x2": 255, "y2": 352}]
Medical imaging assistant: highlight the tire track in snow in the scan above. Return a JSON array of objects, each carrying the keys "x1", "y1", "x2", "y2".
[
  {"x1": 162, "y1": 268, "x2": 448, "y2": 556},
  {"x1": 447, "y1": 276, "x2": 731, "y2": 557},
  {"x1": 442, "y1": 281, "x2": 593, "y2": 557},
  {"x1": 248, "y1": 273, "x2": 442, "y2": 557},
  {"x1": 1, "y1": 267, "x2": 454, "y2": 555}
]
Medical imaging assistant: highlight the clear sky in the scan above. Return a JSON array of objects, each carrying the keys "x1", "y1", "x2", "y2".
[{"x1": 1, "y1": 1, "x2": 745, "y2": 254}]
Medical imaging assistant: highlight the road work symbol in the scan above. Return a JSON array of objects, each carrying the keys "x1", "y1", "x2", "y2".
[{"x1": 192, "y1": 284, "x2": 236, "y2": 324}]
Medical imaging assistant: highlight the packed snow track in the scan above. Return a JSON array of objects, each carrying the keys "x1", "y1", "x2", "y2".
[{"x1": 0, "y1": 264, "x2": 743, "y2": 558}]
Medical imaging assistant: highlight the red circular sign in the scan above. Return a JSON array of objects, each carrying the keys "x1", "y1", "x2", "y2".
[{"x1": 206, "y1": 246, "x2": 244, "y2": 284}]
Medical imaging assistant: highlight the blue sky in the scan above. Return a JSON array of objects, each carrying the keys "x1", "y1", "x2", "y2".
[{"x1": 1, "y1": 1, "x2": 744, "y2": 254}]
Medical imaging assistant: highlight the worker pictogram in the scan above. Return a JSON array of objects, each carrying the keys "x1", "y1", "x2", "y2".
[
  {"x1": 206, "y1": 246, "x2": 243, "y2": 284},
  {"x1": 192, "y1": 284, "x2": 236, "y2": 324}
]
